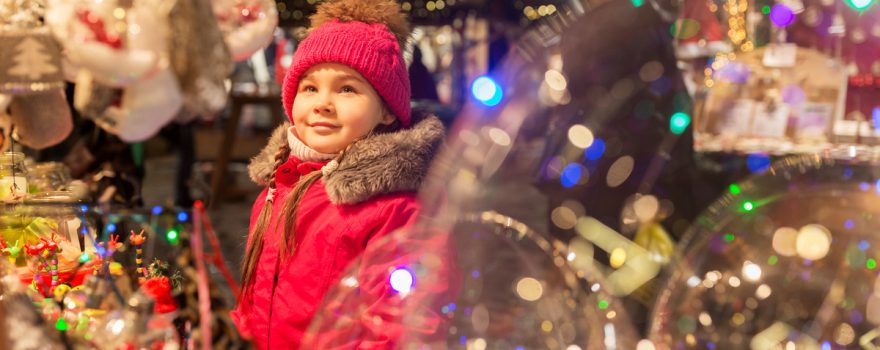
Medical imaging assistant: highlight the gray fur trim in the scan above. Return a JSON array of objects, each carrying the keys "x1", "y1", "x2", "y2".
[
  {"x1": 248, "y1": 122, "x2": 291, "y2": 186},
  {"x1": 248, "y1": 112, "x2": 445, "y2": 204}
]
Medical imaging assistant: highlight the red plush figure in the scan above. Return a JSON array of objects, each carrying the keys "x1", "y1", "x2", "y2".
[{"x1": 142, "y1": 276, "x2": 178, "y2": 314}]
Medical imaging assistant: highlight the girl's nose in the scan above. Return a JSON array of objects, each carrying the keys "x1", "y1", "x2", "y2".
[{"x1": 313, "y1": 96, "x2": 335, "y2": 115}]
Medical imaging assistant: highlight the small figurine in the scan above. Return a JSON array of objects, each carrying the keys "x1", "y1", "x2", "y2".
[{"x1": 129, "y1": 230, "x2": 147, "y2": 284}]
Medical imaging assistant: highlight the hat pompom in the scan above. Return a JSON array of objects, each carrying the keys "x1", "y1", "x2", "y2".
[{"x1": 309, "y1": 0, "x2": 410, "y2": 48}]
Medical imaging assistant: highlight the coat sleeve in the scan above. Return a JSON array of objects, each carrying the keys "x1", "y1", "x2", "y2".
[{"x1": 305, "y1": 198, "x2": 461, "y2": 349}]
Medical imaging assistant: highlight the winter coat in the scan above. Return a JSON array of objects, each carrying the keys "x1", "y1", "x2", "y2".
[{"x1": 231, "y1": 113, "x2": 451, "y2": 349}]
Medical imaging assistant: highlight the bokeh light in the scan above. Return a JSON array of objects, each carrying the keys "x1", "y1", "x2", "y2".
[
  {"x1": 650, "y1": 156, "x2": 880, "y2": 349},
  {"x1": 471, "y1": 76, "x2": 503, "y2": 106},
  {"x1": 769, "y1": 4, "x2": 796, "y2": 27}
]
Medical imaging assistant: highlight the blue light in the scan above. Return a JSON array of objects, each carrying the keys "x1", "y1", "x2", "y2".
[
  {"x1": 106, "y1": 223, "x2": 116, "y2": 233},
  {"x1": 747, "y1": 153, "x2": 771, "y2": 173},
  {"x1": 875, "y1": 179, "x2": 880, "y2": 194},
  {"x1": 560, "y1": 164, "x2": 583, "y2": 188},
  {"x1": 822, "y1": 341, "x2": 832, "y2": 350},
  {"x1": 846, "y1": 220, "x2": 856, "y2": 230},
  {"x1": 471, "y1": 76, "x2": 503, "y2": 106},
  {"x1": 459, "y1": 336, "x2": 467, "y2": 345},
  {"x1": 516, "y1": 347, "x2": 526, "y2": 350},
  {"x1": 471, "y1": 270, "x2": 480, "y2": 279},
  {"x1": 861, "y1": 182, "x2": 872, "y2": 191},
  {"x1": 80, "y1": 205, "x2": 88, "y2": 213},
  {"x1": 177, "y1": 212, "x2": 189, "y2": 222},
  {"x1": 448, "y1": 303, "x2": 456, "y2": 311},
  {"x1": 860, "y1": 240, "x2": 870, "y2": 250},
  {"x1": 389, "y1": 268, "x2": 414, "y2": 294},
  {"x1": 873, "y1": 107, "x2": 880, "y2": 130},
  {"x1": 844, "y1": 168, "x2": 854, "y2": 179},
  {"x1": 152, "y1": 206, "x2": 163, "y2": 215},
  {"x1": 584, "y1": 139, "x2": 606, "y2": 161},
  {"x1": 96, "y1": 246, "x2": 107, "y2": 257}
]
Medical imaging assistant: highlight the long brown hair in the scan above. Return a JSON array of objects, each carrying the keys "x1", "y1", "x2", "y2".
[{"x1": 240, "y1": 118, "x2": 402, "y2": 294}]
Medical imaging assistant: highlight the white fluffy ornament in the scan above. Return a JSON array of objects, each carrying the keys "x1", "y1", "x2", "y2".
[
  {"x1": 45, "y1": 0, "x2": 171, "y2": 87},
  {"x1": 67, "y1": 0, "x2": 183, "y2": 142},
  {"x1": 213, "y1": 0, "x2": 279, "y2": 62}
]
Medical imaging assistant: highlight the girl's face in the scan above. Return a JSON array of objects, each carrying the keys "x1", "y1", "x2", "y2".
[{"x1": 291, "y1": 63, "x2": 395, "y2": 154}]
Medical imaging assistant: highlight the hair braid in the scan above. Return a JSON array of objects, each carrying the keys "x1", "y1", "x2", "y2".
[{"x1": 240, "y1": 143, "x2": 291, "y2": 295}]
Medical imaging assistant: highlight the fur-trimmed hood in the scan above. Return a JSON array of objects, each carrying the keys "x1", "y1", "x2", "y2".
[{"x1": 248, "y1": 112, "x2": 445, "y2": 204}]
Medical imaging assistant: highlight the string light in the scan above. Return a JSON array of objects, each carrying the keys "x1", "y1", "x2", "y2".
[{"x1": 724, "y1": 0, "x2": 753, "y2": 51}]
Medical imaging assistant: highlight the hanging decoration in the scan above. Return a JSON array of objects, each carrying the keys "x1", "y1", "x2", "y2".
[{"x1": 213, "y1": 0, "x2": 279, "y2": 61}]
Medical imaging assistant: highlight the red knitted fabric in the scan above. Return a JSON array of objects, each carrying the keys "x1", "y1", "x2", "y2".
[{"x1": 281, "y1": 19, "x2": 412, "y2": 127}]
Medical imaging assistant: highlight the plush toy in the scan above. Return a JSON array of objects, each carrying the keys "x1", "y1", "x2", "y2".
[{"x1": 47, "y1": 0, "x2": 183, "y2": 142}]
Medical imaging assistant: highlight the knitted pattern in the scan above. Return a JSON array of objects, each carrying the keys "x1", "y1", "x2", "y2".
[
  {"x1": 281, "y1": 19, "x2": 411, "y2": 127},
  {"x1": 287, "y1": 127, "x2": 337, "y2": 162}
]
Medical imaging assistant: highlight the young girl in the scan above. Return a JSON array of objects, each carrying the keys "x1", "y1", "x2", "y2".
[{"x1": 230, "y1": 0, "x2": 447, "y2": 348}]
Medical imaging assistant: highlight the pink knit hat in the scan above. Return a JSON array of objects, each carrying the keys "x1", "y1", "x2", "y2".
[{"x1": 281, "y1": 0, "x2": 412, "y2": 127}]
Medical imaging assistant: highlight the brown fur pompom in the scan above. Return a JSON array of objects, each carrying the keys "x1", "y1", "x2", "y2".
[{"x1": 310, "y1": 0, "x2": 411, "y2": 47}]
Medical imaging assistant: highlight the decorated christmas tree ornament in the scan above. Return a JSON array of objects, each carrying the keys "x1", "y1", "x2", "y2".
[
  {"x1": 0, "y1": 27, "x2": 65, "y2": 94},
  {"x1": 213, "y1": 0, "x2": 279, "y2": 61},
  {"x1": 7, "y1": 89, "x2": 73, "y2": 149},
  {"x1": 168, "y1": 0, "x2": 233, "y2": 121}
]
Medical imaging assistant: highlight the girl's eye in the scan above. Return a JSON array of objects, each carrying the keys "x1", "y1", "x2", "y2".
[
  {"x1": 341, "y1": 86, "x2": 356, "y2": 93},
  {"x1": 301, "y1": 85, "x2": 317, "y2": 93}
]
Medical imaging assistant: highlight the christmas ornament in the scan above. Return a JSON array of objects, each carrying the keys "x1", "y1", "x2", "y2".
[
  {"x1": 213, "y1": 0, "x2": 279, "y2": 61},
  {"x1": 7, "y1": 89, "x2": 73, "y2": 149},
  {"x1": 0, "y1": 97, "x2": 11, "y2": 153},
  {"x1": 168, "y1": 0, "x2": 234, "y2": 121},
  {"x1": 45, "y1": 0, "x2": 164, "y2": 87},
  {"x1": 0, "y1": 27, "x2": 65, "y2": 94},
  {"x1": 48, "y1": 0, "x2": 183, "y2": 142}
]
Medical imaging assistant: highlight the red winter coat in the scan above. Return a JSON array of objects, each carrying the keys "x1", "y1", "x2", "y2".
[{"x1": 232, "y1": 115, "x2": 452, "y2": 349}]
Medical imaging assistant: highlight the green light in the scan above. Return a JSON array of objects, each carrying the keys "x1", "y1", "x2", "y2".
[
  {"x1": 868, "y1": 258, "x2": 877, "y2": 270},
  {"x1": 761, "y1": 5, "x2": 771, "y2": 14},
  {"x1": 78, "y1": 253, "x2": 89, "y2": 263},
  {"x1": 768, "y1": 255, "x2": 778, "y2": 265},
  {"x1": 56, "y1": 317, "x2": 69, "y2": 331},
  {"x1": 724, "y1": 233, "x2": 735, "y2": 242},
  {"x1": 669, "y1": 112, "x2": 691, "y2": 135},
  {"x1": 729, "y1": 184, "x2": 741, "y2": 195},
  {"x1": 845, "y1": 0, "x2": 874, "y2": 11},
  {"x1": 742, "y1": 201, "x2": 755, "y2": 212},
  {"x1": 631, "y1": 0, "x2": 644, "y2": 7},
  {"x1": 167, "y1": 230, "x2": 179, "y2": 241},
  {"x1": 598, "y1": 300, "x2": 609, "y2": 309}
]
